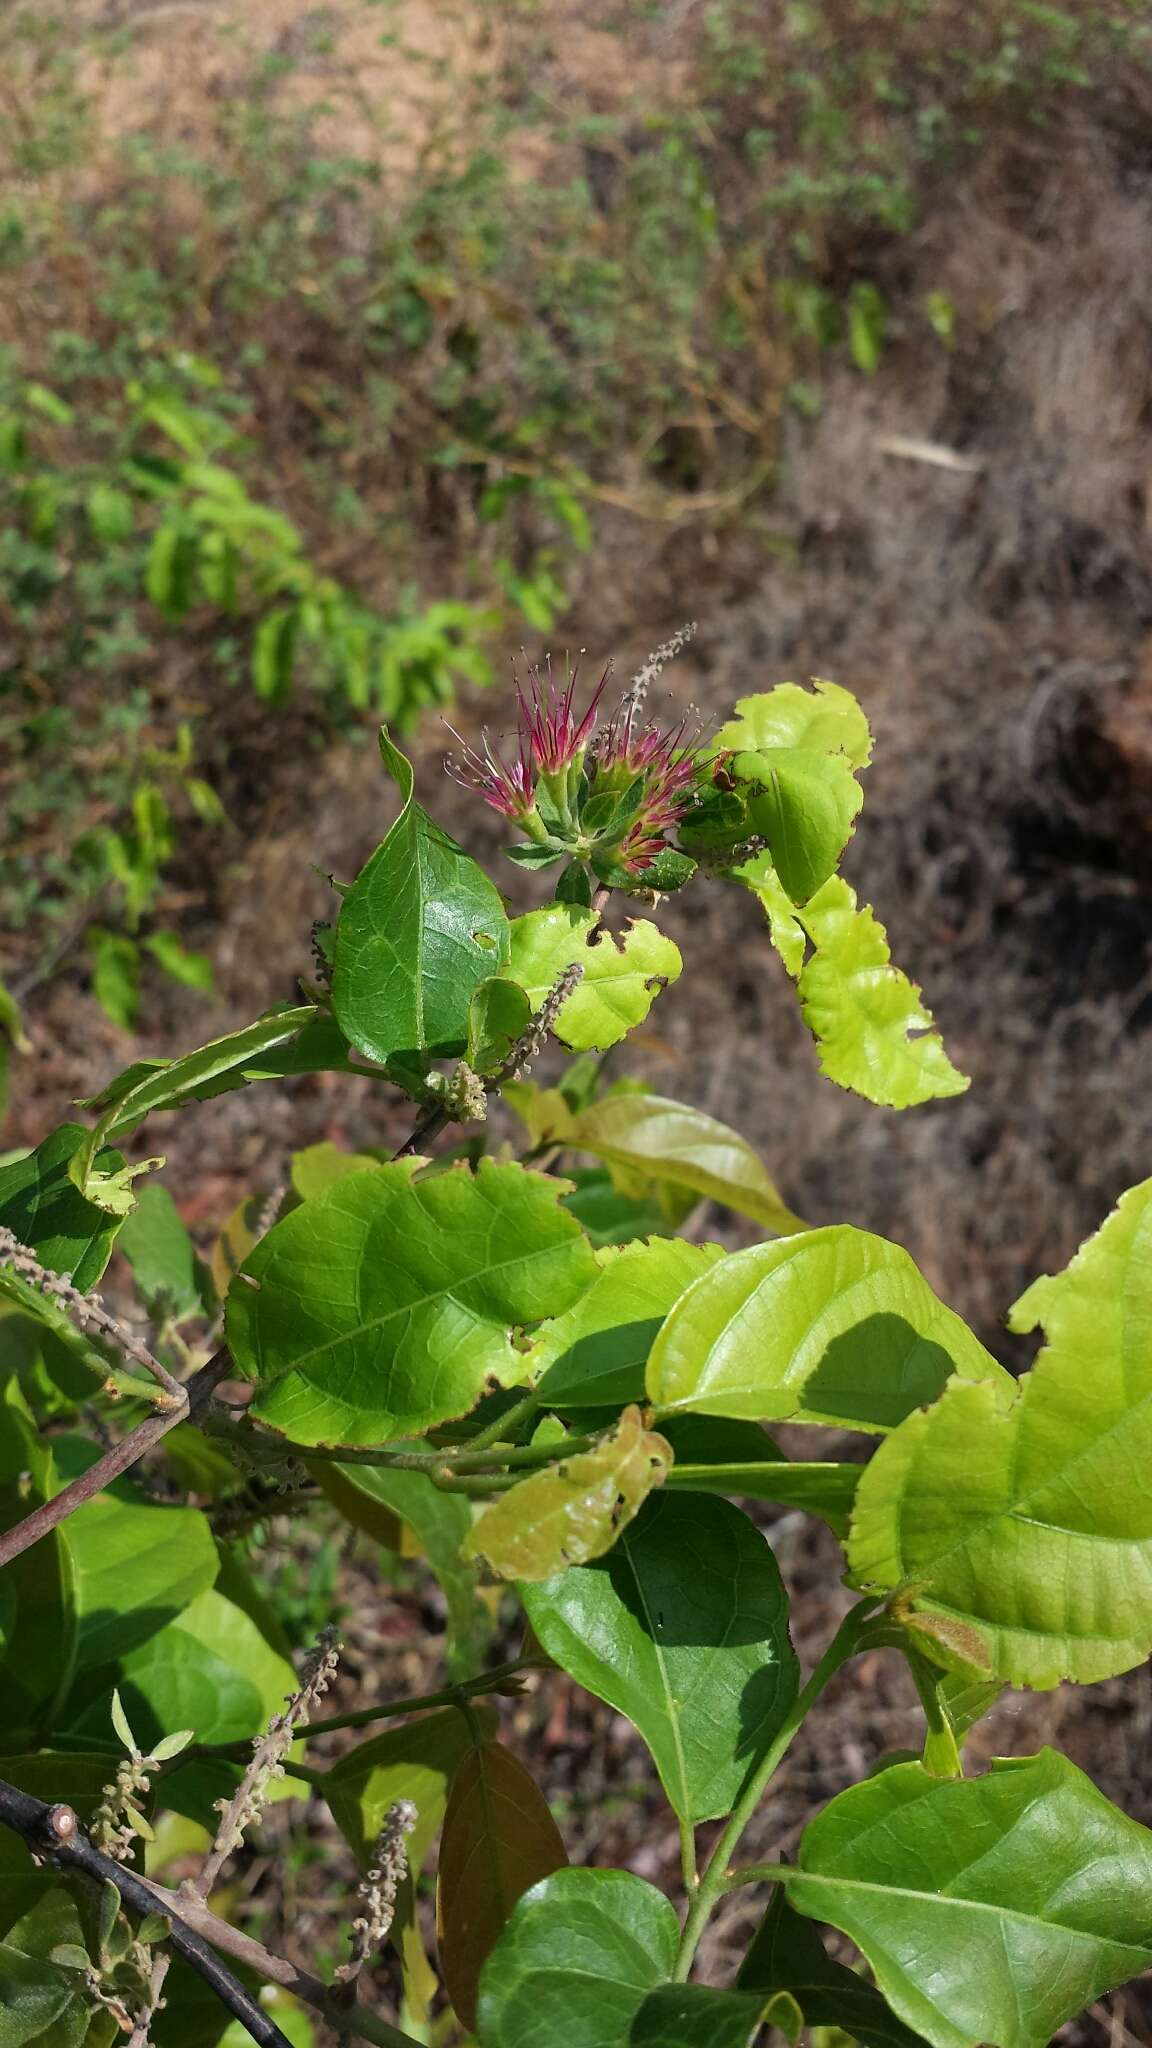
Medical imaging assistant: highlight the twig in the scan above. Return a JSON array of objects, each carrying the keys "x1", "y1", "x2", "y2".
[
  {"x1": 132, "y1": 1629, "x2": 343, "y2": 2044},
  {"x1": 0, "y1": 1226, "x2": 186, "y2": 1408},
  {"x1": 193, "y1": 1654, "x2": 546, "y2": 1754},
  {"x1": 0, "y1": 1347, "x2": 233, "y2": 1570},
  {"x1": 0, "y1": 1780, "x2": 293, "y2": 2048}
]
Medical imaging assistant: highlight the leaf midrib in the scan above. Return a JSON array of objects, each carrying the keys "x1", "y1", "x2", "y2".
[{"x1": 791, "y1": 1869, "x2": 1148, "y2": 1960}]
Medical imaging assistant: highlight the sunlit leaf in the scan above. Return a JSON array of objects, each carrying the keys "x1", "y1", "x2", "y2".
[
  {"x1": 476, "y1": 1868, "x2": 680, "y2": 2048},
  {"x1": 737, "y1": 748, "x2": 864, "y2": 904},
  {"x1": 528, "y1": 1239, "x2": 724, "y2": 1411},
  {"x1": 463, "y1": 1406, "x2": 672, "y2": 1581},
  {"x1": 506, "y1": 907, "x2": 682, "y2": 1051},
  {"x1": 563, "y1": 1094, "x2": 804, "y2": 1235},
  {"x1": 713, "y1": 680, "x2": 872, "y2": 770},
  {"x1": 0, "y1": 1125, "x2": 128, "y2": 1290}
]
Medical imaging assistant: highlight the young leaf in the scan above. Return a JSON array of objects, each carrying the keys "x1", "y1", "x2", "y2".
[
  {"x1": 463, "y1": 1405, "x2": 673, "y2": 1581},
  {"x1": 506, "y1": 906, "x2": 682, "y2": 1051},
  {"x1": 646, "y1": 1227, "x2": 1008, "y2": 1432},
  {"x1": 476, "y1": 1867, "x2": 680, "y2": 2048},
  {"x1": 227, "y1": 1159, "x2": 598, "y2": 1446},
  {"x1": 331, "y1": 731, "x2": 510, "y2": 1063},
  {"x1": 848, "y1": 1176, "x2": 1152, "y2": 1687},
  {"x1": 713, "y1": 680, "x2": 873, "y2": 770},
  {"x1": 796, "y1": 878, "x2": 968, "y2": 1108},
  {"x1": 785, "y1": 1751, "x2": 1152, "y2": 2048},
  {"x1": 118, "y1": 1184, "x2": 201, "y2": 1319},
  {"x1": 528, "y1": 1239, "x2": 724, "y2": 1411},
  {"x1": 324, "y1": 1706, "x2": 497, "y2": 1874},
  {"x1": 522, "y1": 1492, "x2": 798, "y2": 1823},
  {"x1": 738, "y1": 1888, "x2": 928, "y2": 2048},
  {"x1": 738, "y1": 748, "x2": 864, "y2": 904},
  {"x1": 563, "y1": 1094, "x2": 804, "y2": 1235},
  {"x1": 733, "y1": 852, "x2": 806, "y2": 978},
  {"x1": 0, "y1": 1125, "x2": 130, "y2": 1290},
  {"x1": 110, "y1": 1689, "x2": 137, "y2": 1757},
  {"x1": 436, "y1": 1741, "x2": 568, "y2": 2032},
  {"x1": 467, "y1": 977, "x2": 534, "y2": 1076},
  {"x1": 628, "y1": 1985, "x2": 769, "y2": 2047}
]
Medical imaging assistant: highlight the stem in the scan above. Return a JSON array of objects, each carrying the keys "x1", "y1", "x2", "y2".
[
  {"x1": 450, "y1": 1429, "x2": 596, "y2": 1474},
  {"x1": 194, "y1": 1657, "x2": 548, "y2": 1754},
  {"x1": 392, "y1": 1103, "x2": 450, "y2": 1161},
  {"x1": 458, "y1": 1388, "x2": 542, "y2": 1457},
  {"x1": 672, "y1": 1597, "x2": 879, "y2": 1983},
  {"x1": 679, "y1": 1818, "x2": 698, "y2": 1893},
  {"x1": 0, "y1": 1348, "x2": 232, "y2": 1570},
  {"x1": 718, "y1": 1861, "x2": 794, "y2": 1893}
]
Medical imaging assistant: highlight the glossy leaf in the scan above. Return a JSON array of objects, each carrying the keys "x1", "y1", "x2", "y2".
[
  {"x1": 463, "y1": 1406, "x2": 672, "y2": 1580},
  {"x1": 331, "y1": 731, "x2": 510, "y2": 1063},
  {"x1": 437, "y1": 1741, "x2": 568, "y2": 2031},
  {"x1": 506, "y1": 907, "x2": 682, "y2": 1051},
  {"x1": 629, "y1": 1986, "x2": 767, "y2": 2047},
  {"x1": 311, "y1": 1457, "x2": 490, "y2": 1675},
  {"x1": 738, "y1": 1888, "x2": 928, "y2": 2048},
  {"x1": 476, "y1": 1867, "x2": 679, "y2": 2048},
  {"x1": 563, "y1": 1094, "x2": 804, "y2": 1235},
  {"x1": 69, "y1": 1007, "x2": 319, "y2": 1205},
  {"x1": 69, "y1": 1584, "x2": 296, "y2": 1752},
  {"x1": 528, "y1": 1239, "x2": 724, "y2": 1410},
  {"x1": 324, "y1": 1706, "x2": 497, "y2": 1874},
  {"x1": 647, "y1": 1227, "x2": 1008, "y2": 1431},
  {"x1": 733, "y1": 852, "x2": 806, "y2": 978},
  {"x1": 228, "y1": 1159, "x2": 598, "y2": 1446},
  {"x1": 796, "y1": 878, "x2": 968, "y2": 1109},
  {"x1": 0, "y1": 1125, "x2": 128, "y2": 1289},
  {"x1": 738, "y1": 747, "x2": 864, "y2": 904},
  {"x1": 786, "y1": 1751, "x2": 1152, "y2": 2048},
  {"x1": 522, "y1": 1492, "x2": 798, "y2": 1822},
  {"x1": 713, "y1": 679, "x2": 873, "y2": 770},
  {"x1": 118, "y1": 1184, "x2": 201, "y2": 1318},
  {"x1": 849, "y1": 1176, "x2": 1152, "y2": 1686},
  {"x1": 59, "y1": 1470, "x2": 220, "y2": 1678}
]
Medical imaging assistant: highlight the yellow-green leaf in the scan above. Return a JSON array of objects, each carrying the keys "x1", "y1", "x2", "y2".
[
  {"x1": 713, "y1": 679, "x2": 873, "y2": 769},
  {"x1": 563, "y1": 1093, "x2": 804, "y2": 1236},
  {"x1": 463, "y1": 1406, "x2": 672, "y2": 1581},
  {"x1": 506, "y1": 906, "x2": 682, "y2": 1051}
]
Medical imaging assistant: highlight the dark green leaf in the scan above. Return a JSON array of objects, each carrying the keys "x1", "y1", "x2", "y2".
[
  {"x1": 522, "y1": 1493, "x2": 798, "y2": 1823},
  {"x1": 118, "y1": 1185, "x2": 201, "y2": 1319},
  {"x1": 738, "y1": 1887, "x2": 928, "y2": 2048},
  {"x1": 476, "y1": 1868, "x2": 680, "y2": 2048},
  {"x1": 529, "y1": 1240, "x2": 723, "y2": 1411},
  {"x1": 628, "y1": 1985, "x2": 767, "y2": 2046},
  {"x1": 0, "y1": 1126, "x2": 128, "y2": 1290},
  {"x1": 332, "y1": 731, "x2": 510, "y2": 1063}
]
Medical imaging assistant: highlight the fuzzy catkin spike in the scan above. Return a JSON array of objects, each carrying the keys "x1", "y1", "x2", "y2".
[
  {"x1": 197, "y1": 1627, "x2": 341, "y2": 1894},
  {"x1": 496, "y1": 961, "x2": 585, "y2": 1084},
  {"x1": 333, "y1": 1800, "x2": 418, "y2": 1988},
  {"x1": 0, "y1": 1225, "x2": 185, "y2": 1409},
  {"x1": 620, "y1": 621, "x2": 698, "y2": 728}
]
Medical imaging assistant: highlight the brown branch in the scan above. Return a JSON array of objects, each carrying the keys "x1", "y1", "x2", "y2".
[
  {"x1": 0, "y1": 1347, "x2": 232, "y2": 1571},
  {"x1": 0, "y1": 1779, "x2": 293, "y2": 2048},
  {"x1": 0, "y1": 1226, "x2": 186, "y2": 1408}
]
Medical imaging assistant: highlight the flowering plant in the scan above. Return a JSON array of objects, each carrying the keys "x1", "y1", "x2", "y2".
[{"x1": 2, "y1": 638, "x2": 1150, "y2": 2048}]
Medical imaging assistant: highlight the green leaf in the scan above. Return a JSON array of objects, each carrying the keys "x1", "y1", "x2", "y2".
[
  {"x1": 738, "y1": 748, "x2": 864, "y2": 904},
  {"x1": 464, "y1": 1405, "x2": 673, "y2": 1581},
  {"x1": 87, "y1": 927, "x2": 140, "y2": 1031},
  {"x1": 558, "y1": 1170, "x2": 675, "y2": 1250},
  {"x1": 506, "y1": 907, "x2": 682, "y2": 1052},
  {"x1": 290, "y1": 1143, "x2": 378, "y2": 1202},
  {"x1": 0, "y1": 1756, "x2": 120, "y2": 1933},
  {"x1": 738, "y1": 1888, "x2": 928, "y2": 2048},
  {"x1": 732, "y1": 852, "x2": 807, "y2": 978},
  {"x1": 628, "y1": 1986, "x2": 768, "y2": 2047},
  {"x1": 310, "y1": 1457, "x2": 490, "y2": 1675},
  {"x1": 59, "y1": 1470, "x2": 220, "y2": 1678},
  {"x1": 785, "y1": 1751, "x2": 1152, "y2": 2048},
  {"x1": 0, "y1": 1125, "x2": 129, "y2": 1290},
  {"x1": 467, "y1": 978, "x2": 533, "y2": 1076},
  {"x1": 227, "y1": 1159, "x2": 598, "y2": 1446},
  {"x1": 528, "y1": 1239, "x2": 724, "y2": 1411},
  {"x1": 324, "y1": 1706, "x2": 497, "y2": 1875},
  {"x1": 563, "y1": 1094, "x2": 804, "y2": 1235},
  {"x1": 146, "y1": 521, "x2": 197, "y2": 619},
  {"x1": 522, "y1": 1492, "x2": 798, "y2": 1823},
  {"x1": 110, "y1": 1688, "x2": 137, "y2": 1754},
  {"x1": 118, "y1": 1184, "x2": 201, "y2": 1318},
  {"x1": 69, "y1": 1583, "x2": 295, "y2": 1754},
  {"x1": 647, "y1": 1226, "x2": 1008, "y2": 1432},
  {"x1": 795, "y1": 879, "x2": 968, "y2": 1108},
  {"x1": 437, "y1": 1741, "x2": 568, "y2": 2032},
  {"x1": 661, "y1": 1414, "x2": 860, "y2": 1537},
  {"x1": 332, "y1": 731, "x2": 510, "y2": 1064},
  {"x1": 476, "y1": 1868, "x2": 680, "y2": 2048},
  {"x1": 713, "y1": 680, "x2": 873, "y2": 769},
  {"x1": 87, "y1": 482, "x2": 135, "y2": 544},
  {"x1": 251, "y1": 605, "x2": 300, "y2": 703},
  {"x1": 68, "y1": 1006, "x2": 319, "y2": 1204},
  {"x1": 848, "y1": 1176, "x2": 1152, "y2": 1686}
]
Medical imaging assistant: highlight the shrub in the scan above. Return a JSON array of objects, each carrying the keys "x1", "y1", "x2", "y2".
[{"x1": 1, "y1": 648, "x2": 1150, "y2": 2048}]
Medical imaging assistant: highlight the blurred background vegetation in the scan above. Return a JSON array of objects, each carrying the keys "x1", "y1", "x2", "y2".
[{"x1": 3, "y1": 0, "x2": 1152, "y2": 1333}]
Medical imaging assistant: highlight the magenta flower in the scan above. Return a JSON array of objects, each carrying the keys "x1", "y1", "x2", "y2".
[
  {"x1": 515, "y1": 656, "x2": 612, "y2": 775},
  {"x1": 444, "y1": 724, "x2": 536, "y2": 821},
  {"x1": 592, "y1": 704, "x2": 707, "y2": 870}
]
